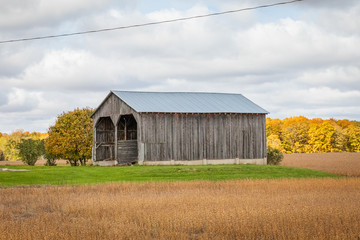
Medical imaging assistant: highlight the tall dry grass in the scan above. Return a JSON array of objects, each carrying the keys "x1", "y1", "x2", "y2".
[
  {"x1": 1, "y1": 178, "x2": 360, "y2": 240},
  {"x1": 282, "y1": 152, "x2": 360, "y2": 176}
]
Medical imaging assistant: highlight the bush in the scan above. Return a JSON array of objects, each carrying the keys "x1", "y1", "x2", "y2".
[
  {"x1": 267, "y1": 146, "x2": 284, "y2": 165},
  {"x1": 17, "y1": 139, "x2": 44, "y2": 166},
  {"x1": 44, "y1": 152, "x2": 57, "y2": 166}
]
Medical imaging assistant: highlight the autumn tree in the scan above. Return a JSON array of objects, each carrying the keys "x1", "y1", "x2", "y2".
[
  {"x1": 46, "y1": 108, "x2": 93, "y2": 166},
  {"x1": 0, "y1": 135, "x2": 6, "y2": 161},
  {"x1": 281, "y1": 116, "x2": 310, "y2": 153},
  {"x1": 267, "y1": 134, "x2": 283, "y2": 151},
  {"x1": 266, "y1": 118, "x2": 282, "y2": 137},
  {"x1": 4, "y1": 130, "x2": 24, "y2": 161},
  {"x1": 346, "y1": 124, "x2": 360, "y2": 152},
  {"x1": 308, "y1": 121, "x2": 336, "y2": 152}
]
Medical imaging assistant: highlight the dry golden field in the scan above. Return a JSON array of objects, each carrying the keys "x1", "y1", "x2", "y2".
[
  {"x1": 1, "y1": 153, "x2": 360, "y2": 239},
  {"x1": 1, "y1": 178, "x2": 360, "y2": 240},
  {"x1": 282, "y1": 152, "x2": 360, "y2": 177}
]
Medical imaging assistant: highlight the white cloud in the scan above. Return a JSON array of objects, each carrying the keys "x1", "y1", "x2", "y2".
[
  {"x1": 297, "y1": 66, "x2": 360, "y2": 91},
  {"x1": 0, "y1": 0, "x2": 113, "y2": 30},
  {"x1": 2, "y1": 49, "x2": 129, "y2": 91},
  {"x1": 0, "y1": 88, "x2": 41, "y2": 113},
  {"x1": 0, "y1": 0, "x2": 360, "y2": 132}
]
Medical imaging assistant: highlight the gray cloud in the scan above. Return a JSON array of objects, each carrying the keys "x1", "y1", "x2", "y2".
[
  {"x1": 301, "y1": 0, "x2": 358, "y2": 9},
  {"x1": 0, "y1": 0, "x2": 360, "y2": 132},
  {"x1": 0, "y1": 88, "x2": 40, "y2": 113},
  {"x1": 0, "y1": 0, "x2": 113, "y2": 30}
]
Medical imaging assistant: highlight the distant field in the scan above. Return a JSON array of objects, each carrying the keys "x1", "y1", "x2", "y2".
[
  {"x1": 282, "y1": 152, "x2": 360, "y2": 177},
  {"x1": 0, "y1": 159, "x2": 68, "y2": 166},
  {"x1": 1, "y1": 178, "x2": 359, "y2": 239},
  {"x1": 2, "y1": 152, "x2": 359, "y2": 177}
]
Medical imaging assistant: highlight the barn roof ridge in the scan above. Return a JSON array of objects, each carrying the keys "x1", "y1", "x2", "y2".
[
  {"x1": 109, "y1": 90, "x2": 269, "y2": 114},
  {"x1": 111, "y1": 90, "x2": 244, "y2": 95}
]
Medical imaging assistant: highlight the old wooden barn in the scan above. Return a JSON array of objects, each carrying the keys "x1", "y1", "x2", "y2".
[{"x1": 91, "y1": 91, "x2": 268, "y2": 166}]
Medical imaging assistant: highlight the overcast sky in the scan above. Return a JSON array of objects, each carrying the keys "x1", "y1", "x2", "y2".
[{"x1": 0, "y1": 0, "x2": 359, "y2": 133}]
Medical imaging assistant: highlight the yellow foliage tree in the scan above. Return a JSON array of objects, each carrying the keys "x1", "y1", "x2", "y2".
[
  {"x1": 266, "y1": 116, "x2": 360, "y2": 153},
  {"x1": 308, "y1": 121, "x2": 336, "y2": 152},
  {"x1": 281, "y1": 116, "x2": 310, "y2": 153},
  {"x1": 347, "y1": 124, "x2": 360, "y2": 152},
  {"x1": 4, "y1": 130, "x2": 24, "y2": 161},
  {"x1": 266, "y1": 118, "x2": 282, "y2": 137},
  {"x1": 267, "y1": 134, "x2": 283, "y2": 151},
  {"x1": 45, "y1": 108, "x2": 94, "y2": 166}
]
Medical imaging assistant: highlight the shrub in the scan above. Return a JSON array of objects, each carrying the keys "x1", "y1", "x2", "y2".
[
  {"x1": 44, "y1": 152, "x2": 57, "y2": 166},
  {"x1": 17, "y1": 139, "x2": 44, "y2": 166},
  {"x1": 267, "y1": 146, "x2": 284, "y2": 165}
]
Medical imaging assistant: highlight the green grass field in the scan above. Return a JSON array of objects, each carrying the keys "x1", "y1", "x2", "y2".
[{"x1": 0, "y1": 164, "x2": 338, "y2": 187}]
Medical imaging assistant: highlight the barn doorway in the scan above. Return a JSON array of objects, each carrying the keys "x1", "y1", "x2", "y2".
[
  {"x1": 118, "y1": 115, "x2": 137, "y2": 140},
  {"x1": 117, "y1": 115, "x2": 138, "y2": 164},
  {"x1": 95, "y1": 117, "x2": 115, "y2": 161}
]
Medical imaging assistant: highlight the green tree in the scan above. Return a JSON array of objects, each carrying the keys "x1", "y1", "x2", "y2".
[
  {"x1": 46, "y1": 108, "x2": 93, "y2": 166},
  {"x1": 43, "y1": 151, "x2": 58, "y2": 166},
  {"x1": 17, "y1": 139, "x2": 45, "y2": 166}
]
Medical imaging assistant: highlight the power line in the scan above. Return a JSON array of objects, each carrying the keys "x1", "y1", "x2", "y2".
[{"x1": 0, "y1": 0, "x2": 302, "y2": 44}]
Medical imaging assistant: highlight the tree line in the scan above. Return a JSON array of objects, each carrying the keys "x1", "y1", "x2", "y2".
[
  {"x1": 0, "y1": 108, "x2": 93, "y2": 166},
  {"x1": 0, "y1": 131, "x2": 48, "y2": 162},
  {"x1": 267, "y1": 116, "x2": 360, "y2": 153},
  {"x1": 1, "y1": 112, "x2": 359, "y2": 165}
]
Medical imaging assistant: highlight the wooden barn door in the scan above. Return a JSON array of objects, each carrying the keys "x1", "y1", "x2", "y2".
[
  {"x1": 117, "y1": 115, "x2": 138, "y2": 164},
  {"x1": 95, "y1": 117, "x2": 115, "y2": 161}
]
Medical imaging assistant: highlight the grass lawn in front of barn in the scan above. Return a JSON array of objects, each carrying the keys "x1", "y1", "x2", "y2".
[{"x1": 0, "y1": 164, "x2": 338, "y2": 187}]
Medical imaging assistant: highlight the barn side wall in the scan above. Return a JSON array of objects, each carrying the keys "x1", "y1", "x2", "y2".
[{"x1": 138, "y1": 113, "x2": 266, "y2": 163}]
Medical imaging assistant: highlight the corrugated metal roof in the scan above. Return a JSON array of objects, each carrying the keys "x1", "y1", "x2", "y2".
[{"x1": 112, "y1": 91, "x2": 268, "y2": 114}]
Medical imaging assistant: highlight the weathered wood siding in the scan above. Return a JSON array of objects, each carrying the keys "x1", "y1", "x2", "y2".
[
  {"x1": 117, "y1": 140, "x2": 138, "y2": 163},
  {"x1": 139, "y1": 113, "x2": 266, "y2": 161},
  {"x1": 92, "y1": 93, "x2": 139, "y2": 125},
  {"x1": 92, "y1": 93, "x2": 140, "y2": 162},
  {"x1": 92, "y1": 93, "x2": 266, "y2": 164}
]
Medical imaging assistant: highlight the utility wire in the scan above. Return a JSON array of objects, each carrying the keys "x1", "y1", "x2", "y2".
[{"x1": 0, "y1": 0, "x2": 302, "y2": 44}]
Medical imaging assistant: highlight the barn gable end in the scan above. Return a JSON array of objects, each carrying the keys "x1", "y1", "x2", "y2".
[
  {"x1": 91, "y1": 92, "x2": 141, "y2": 166},
  {"x1": 91, "y1": 91, "x2": 268, "y2": 166}
]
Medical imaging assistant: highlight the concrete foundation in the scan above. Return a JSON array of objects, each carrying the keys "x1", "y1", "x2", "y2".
[
  {"x1": 93, "y1": 160, "x2": 117, "y2": 166},
  {"x1": 138, "y1": 158, "x2": 267, "y2": 166},
  {"x1": 94, "y1": 158, "x2": 267, "y2": 166}
]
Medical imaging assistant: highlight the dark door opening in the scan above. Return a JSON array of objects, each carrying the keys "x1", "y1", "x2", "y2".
[
  {"x1": 118, "y1": 115, "x2": 137, "y2": 140},
  {"x1": 117, "y1": 115, "x2": 138, "y2": 164},
  {"x1": 95, "y1": 117, "x2": 115, "y2": 161}
]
